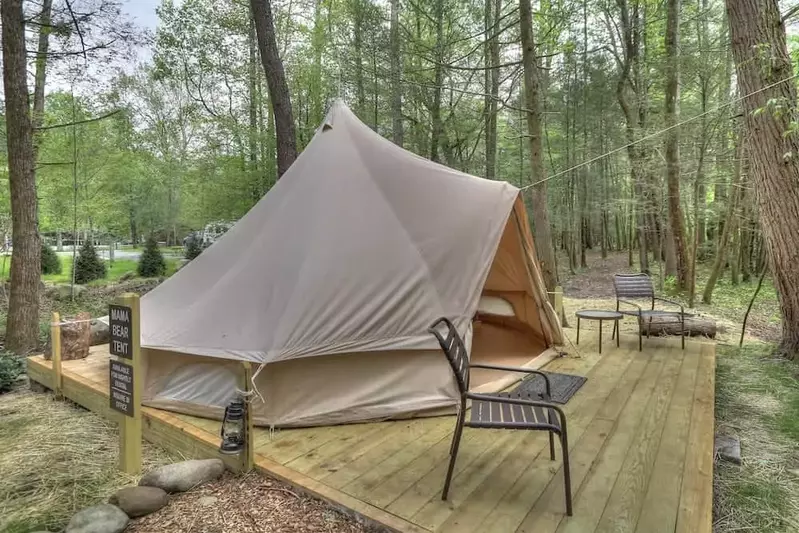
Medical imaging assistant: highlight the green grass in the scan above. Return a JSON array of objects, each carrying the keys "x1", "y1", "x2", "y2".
[
  {"x1": 714, "y1": 343, "x2": 799, "y2": 532},
  {"x1": 0, "y1": 255, "x2": 179, "y2": 285}
]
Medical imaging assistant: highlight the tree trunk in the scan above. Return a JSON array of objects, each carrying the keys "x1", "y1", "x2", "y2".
[
  {"x1": 726, "y1": 0, "x2": 799, "y2": 351},
  {"x1": 484, "y1": 0, "x2": 500, "y2": 180},
  {"x1": 251, "y1": 0, "x2": 297, "y2": 178},
  {"x1": 352, "y1": 0, "x2": 366, "y2": 118},
  {"x1": 390, "y1": 0, "x2": 403, "y2": 146},
  {"x1": 703, "y1": 136, "x2": 743, "y2": 303},
  {"x1": 32, "y1": 0, "x2": 52, "y2": 155},
  {"x1": 2, "y1": 0, "x2": 41, "y2": 354},
  {"x1": 430, "y1": 0, "x2": 444, "y2": 162},
  {"x1": 248, "y1": 14, "x2": 259, "y2": 191},
  {"x1": 664, "y1": 0, "x2": 689, "y2": 289},
  {"x1": 520, "y1": 0, "x2": 558, "y2": 299}
]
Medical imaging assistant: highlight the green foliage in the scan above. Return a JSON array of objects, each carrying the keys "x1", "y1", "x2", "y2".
[
  {"x1": 137, "y1": 236, "x2": 166, "y2": 278},
  {"x1": 40, "y1": 243, "x2": 62, "y2": 275},
  {"x1": 0, "y1": 352, "x2": 24, "y2": 393},
  {"x1": 184, "y1": 235, "x2": 203, "y2": 260},
  {"x1": 72, "y1": 241, "x2": 107, "y2": 284}
]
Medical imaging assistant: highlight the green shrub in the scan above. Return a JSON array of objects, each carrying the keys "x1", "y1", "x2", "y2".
[
  {"x1": 40, "y1": 243, "x2": 62, "y2": 275},
  {"x1": 72, "y1": 241, "x2": 106, "y2": 284},
  {"x1": 0, "y1": 352, "x2": 24, "y2": 393},
  {"x1": 184, "y1": 235, "x2": 203, "y2": 260},
  {"x1": 137, "y1": 235, "x2": 166, "y2": 278}
]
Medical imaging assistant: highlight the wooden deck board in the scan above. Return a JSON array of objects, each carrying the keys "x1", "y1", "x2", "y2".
[
  {"x1": 634, "y1": 341, "x2": 701, "y2": 533},
  {"x1": 675, "y1": 342, "x2": 715, "y2": 533},
  {"x1": 555, "y1": 345, "x2": 668, "y2": 533},
  {"x1": 25, "y1": 333, "x2": 715, "y2": 533},
  {"x1": 594, "y1": 345, "x2": 686, "y2": 533}
]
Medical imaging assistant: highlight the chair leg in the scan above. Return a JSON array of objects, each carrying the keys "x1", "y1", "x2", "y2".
[
  {"x1": 449, "y1": 412, "x2": 464, "y2": 456},
  {"x1": 681, "y1": 316, "x2": 685, "y2": 350},
  {"x1": 549, "y1": 430, "x2": 555, "y2": 460},
  {"x1": 638, "y1": 321, "x2": 642, "y2": 351},
  {"x1": 442, "y1": 413, "x2": 465, "y2": 500},
  {"x1": 561, "y1": 430, "x2": 573, "y2": 516},
  {"x1": 611, "y1": 320, "x2": 616, "y2": 340}
]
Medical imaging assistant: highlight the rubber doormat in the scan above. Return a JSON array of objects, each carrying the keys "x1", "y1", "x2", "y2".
[{"x1": 511, "y1": 371, "x2": 587, "y2": 404}]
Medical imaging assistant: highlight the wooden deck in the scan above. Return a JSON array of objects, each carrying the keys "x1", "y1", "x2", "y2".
[{"x1": 27, "y1": 331, "x2": 715, "y2": 533}]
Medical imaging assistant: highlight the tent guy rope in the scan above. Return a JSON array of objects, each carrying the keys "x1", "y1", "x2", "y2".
[{"x1": 519, "y1": 73, "x2": 799, "y2": 192}]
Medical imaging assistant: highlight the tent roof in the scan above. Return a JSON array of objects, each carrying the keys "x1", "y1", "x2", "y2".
[{"x1": 141, "y1": 100, "x2": 520, "y2": 363}]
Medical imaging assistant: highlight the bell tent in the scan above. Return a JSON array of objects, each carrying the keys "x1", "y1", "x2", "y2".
[{"x1": 139, "y1": 100, "x2": 564, "y2": 428}]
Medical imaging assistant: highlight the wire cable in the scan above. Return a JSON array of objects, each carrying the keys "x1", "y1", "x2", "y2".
[{"x1": 519, "y1": 73, "x2": 799, "y2": 191}]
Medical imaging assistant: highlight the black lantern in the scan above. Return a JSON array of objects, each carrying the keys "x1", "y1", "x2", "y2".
[{"x1": 219, "y1": 398, "x2": 246, "y2": 455}]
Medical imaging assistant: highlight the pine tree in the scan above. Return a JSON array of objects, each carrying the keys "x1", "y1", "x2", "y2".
[
  {"x1": 72, "y1": 240, "x2": 106, "y2": 284},
  {"x1": 138, "y1": 235, "x2": 166, "y2": 277},
  {"x1": 40, "y1": 243, "x2": 61, "y2": 275}
]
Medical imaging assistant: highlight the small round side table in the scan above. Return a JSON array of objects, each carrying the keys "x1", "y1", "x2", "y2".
[{"x1": 575, "y1": 310, "x2": 624, "y2": 354}]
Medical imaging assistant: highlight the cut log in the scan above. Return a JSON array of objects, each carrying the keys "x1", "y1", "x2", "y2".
[
  {"x1": 641, "y1": 314, "x2": 716, "y2": 338},
  {"x1": 43, "y1": 311, "x2": 91, "y2": 360}
]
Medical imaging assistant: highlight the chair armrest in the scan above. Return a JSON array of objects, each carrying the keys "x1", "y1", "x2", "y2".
[
  {"x1": 617, "y1": 299, "x2": 643, "y2": 314},
  {"x1": 465, "y1": 392, "x2": 566, "y2": 427},
  {"x1": 468, "y1": 364, "x2": 551, "y2": 398},
  {"x1": 654, "y1": 297, "x2": 685, "y2": 314}
]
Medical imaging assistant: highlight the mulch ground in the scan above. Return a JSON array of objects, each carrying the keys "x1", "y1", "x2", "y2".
[{"x1": 127, "y1": 472, "x2": 369, "y2": 533}]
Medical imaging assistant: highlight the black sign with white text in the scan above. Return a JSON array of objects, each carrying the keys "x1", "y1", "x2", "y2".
[
  {"x1": 109, "y1": 304, "x2": 132, "y2": 358},
  {"x1": 109, "y1": 360, "x2": 134, "y2": 416}
]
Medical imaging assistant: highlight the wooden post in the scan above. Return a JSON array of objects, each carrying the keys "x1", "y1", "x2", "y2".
[
  {"x1": 116, "y1": 293, "x2": 142, "y2": 474},
  {"x1": 239, "y1": 362, "x2": 255, "y2": 472},
  {"x1": 51, "y1": 312, "x2": 62, "y2": 398},
  {"x1": 554, "y1": 285, "x2": 564, "y2": 319}
]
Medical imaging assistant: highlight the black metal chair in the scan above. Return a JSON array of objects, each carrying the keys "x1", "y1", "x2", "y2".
[
  {"x1": 428, "y1": 317, "x2": 572, "y2": 516},
  {"x1": 611, "y1": 273, "x2": 686, "y2": 351}
]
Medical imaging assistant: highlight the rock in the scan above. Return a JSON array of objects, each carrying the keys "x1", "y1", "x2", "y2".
[
  {"x1": 118, "y1": 271, "x2": 136, "y2": 282},
  {"x1": 43, "y1": 312, "x2": 91, "y2": 361},
  {"x1": 109, "y1": 486, "x2": 169, "y2": 518},
  {"x1": 138, "y1": 459, "x2": 225, "y2": 493},
  {"x1": 90, "y1": 319, "x2": 110, "y2": 346},
  {"x1": 65, "y1": 504, "x2": 128, "y2": 533},
  {"x1": 714, "y1": 434, "x2": 742, "y2": 465},
  {"x1": 47, "y1": 283, "x2": 87, "y2": 300}
]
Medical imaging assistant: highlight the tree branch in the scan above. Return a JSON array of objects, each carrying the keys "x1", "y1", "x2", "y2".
[{"x1": 36, "y1": 110, "x2": 120, "y2": 131}]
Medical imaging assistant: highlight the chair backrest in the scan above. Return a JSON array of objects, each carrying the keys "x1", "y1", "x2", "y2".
[
  {"x1": 613, "y1": 273, "x2": 655, "y2": 301},
  {"x1": 428, "y1": 317, "x2": 469, "y2": 394}
]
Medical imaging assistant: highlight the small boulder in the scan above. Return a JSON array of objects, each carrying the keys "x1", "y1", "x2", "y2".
[
  {"x1": 48, "y1": 283, "x2": 87, "y2": 300},
  {"x1": 90, "y1": 319, "x2": 110, "y2": 346},
  {"x1": 138, "y1": 459, "x2": 224, "y2": 493},
  {"x1": 65, "y1": 504, "x2": 128, "y2": 533},
  {"x1": 109, "y1": 486, "x2": 168, "y2": 518},
  {"x1": 715, "y1": 434, "x2": 742, "y2": 465}
]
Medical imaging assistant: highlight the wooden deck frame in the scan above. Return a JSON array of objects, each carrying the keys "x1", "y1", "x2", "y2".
[{"x1": 26, "y1": 332, "x2": 715, "y2": 533}]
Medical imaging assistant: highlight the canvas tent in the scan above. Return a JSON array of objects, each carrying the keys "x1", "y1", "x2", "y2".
[{"x1": 139, "y1": 100, "x2": 564, "y2": 428}]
